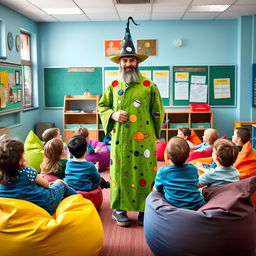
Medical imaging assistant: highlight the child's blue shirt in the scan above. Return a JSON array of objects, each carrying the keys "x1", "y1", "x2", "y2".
[
  {"x1": 199, "y1": 166, "x2": 240, "y2": 187},
  {"x1": 155, "y1": 164, "x2": 205, "y2": 210},
  {"x1": 195, "y1": 142, "x2": 212, "y2": 152},
  {"x1": 64, "y1": 159, "x2": 100, "y2": 191}
]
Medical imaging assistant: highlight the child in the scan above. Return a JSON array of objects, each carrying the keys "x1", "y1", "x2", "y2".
[
  {"x1": 154, "y1": 136, "x2": 205, "y2": 210},
  {"x1": 198, "y1": 139, "x2": 239, "y2": 187},
  {"x1": 177, "y1": 128, "x2": 193, "y2": 148},
  {"x1": 42, "y1": 128, "x2": 62, "y2": 143},
  {"x1": 193, "y1": 128, "x2": 218, "y2": 152},
  {"x1": 40, "y1": 138, "x2": 67, "y2": 179},
  {"x1": 0, "y1": 137, "x2": 77, "y2": 215},
  {"x1": 75, "y1": 128, "x2": 100, "y2": 154},
  {"x1": 64, "y1": 135, "x2": 110, "y2": 191},
  {"x1": 232, "y1": 127, "x2": 251, "y2": 151}
]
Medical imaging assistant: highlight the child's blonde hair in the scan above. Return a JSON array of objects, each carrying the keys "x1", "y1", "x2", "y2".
[
  {"x1": 75, "y1": 128, "x2": 89, "y2": 139},
  {"x1": 205, "y1": 128, "x2": 219, "y2": 145},
  {"x1": 213, "y1": 139, "x2": 238, "y2": 167},
  {"x1": 166, "y1": 136, "x2": 190, "y2": 166},
  {"x1": 0, "y1": 138, "x2": 24, "y2": 185},
  {"x1": 40, "y1": 138, "x2": 64, "y2": 174},
  {"x1": 42, "y1": 128, "x2": 60, "y2": 143}
]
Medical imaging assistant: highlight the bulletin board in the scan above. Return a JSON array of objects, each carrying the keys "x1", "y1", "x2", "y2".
[
  {"x1": 44, "y1": 67, "x2": 103, "y2": 108},
  {"x1": 0, "y1": 62, "x2": 23, "y2": 114},
  {"x1": 104, "y1": 66, "x2": 170, "y2": 106},
  {"x1": 209, "y1": 65, "x2": 236, "y2": 106},
  {"x1": 172, "y1": 66, "x2": 209, "y2": 106}
]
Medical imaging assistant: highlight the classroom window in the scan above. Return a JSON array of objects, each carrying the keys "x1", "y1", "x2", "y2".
[{"x1": 20, "y1": 32, "x2": 33, "y2": 108}]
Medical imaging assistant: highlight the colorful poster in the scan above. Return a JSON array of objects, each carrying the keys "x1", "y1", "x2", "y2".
[
  {"x1": 214, "y1": 78, "x2": 231, "y2": 99},
  {"x1": 175, "y1": 72, "x2": 189, "y2": 82},
  {"x1": 137, "y1": 39, "x2": 157, "y2": 56},
  {"x1": 104, "y1": 40, "x2": 122, "y2": 57}
]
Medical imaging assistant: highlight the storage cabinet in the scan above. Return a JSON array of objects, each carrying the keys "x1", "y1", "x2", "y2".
[
  {"x1": 63, "y1": 95, "x2": 100, "y2": 142},
  {"x1": 161, "y1": 110, "x2": 213, "y2": 142}
]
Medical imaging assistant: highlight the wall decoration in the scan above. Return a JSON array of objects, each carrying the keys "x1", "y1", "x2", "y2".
[
  {"x1": 15, "y1": 35, "x2": 20, "y2": 52},
  {"x1": 104, "y1": 40, "x2": 122, "y2": 57},
  {"x1": 15, "y1": 70, "x2": 20, "y2": 85},
  {"x1": 137, "y1": 39, "x2": 157, "y2": 56},
  {"x1": 7, "y1": 32, "x2": 14, "y2": 51}
]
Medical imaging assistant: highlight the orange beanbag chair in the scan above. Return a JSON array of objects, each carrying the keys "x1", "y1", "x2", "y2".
[{"x1": 189, "y1": 130, "x2": 202, "y2": 145}]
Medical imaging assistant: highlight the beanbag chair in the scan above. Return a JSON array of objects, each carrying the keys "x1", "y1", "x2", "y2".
[
  {"x1": 0, "y1": 195, "x2": 104, "y2": 256},
  {"x1": 189, "y1": 129, "x2": 202, "y2": 145},
  {"x1": 85, "y1": 140, "x2": 110, "y2": 171},
  {"x1": 24, "y1": 130, "x2": 44, "y2": 173},
  {"x1": 144, "y1": 177, "x2": 256, "y2": 256},
  {"x1": 185, "y1": 147, "x2": 213, "y2": 163},
  {"x1": 156, "y1": 141, "x2": 167, "y2": 161},
  {"x1": 42, "y1": 174, "x2": 103, "y2": 210}
]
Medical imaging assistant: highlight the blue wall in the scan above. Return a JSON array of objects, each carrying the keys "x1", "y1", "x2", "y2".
[
  {"x1": 1, "y1": 2, "x2": 256, "y2": 140},
  {"x1": 0, "y1": 4, "x2": 40, "y2": 141}
]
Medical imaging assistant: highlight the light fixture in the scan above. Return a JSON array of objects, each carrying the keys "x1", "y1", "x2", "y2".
[
  {"x1": 43, "y1": 8, "x2": 83, "y2": 15},
  {"x1": 189, "y1": 5, "x2": 230, "y2": 12},
  {"x1": 173, "y1": 38, "x2": 182, "y2": 47}
]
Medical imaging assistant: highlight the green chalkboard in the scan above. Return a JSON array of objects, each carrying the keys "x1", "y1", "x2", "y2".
[
  {"x1": 172, "y1": 66, "x2": 209, "y2": 106},
  {"x1": 209, "y1": 65, "x2": 236, "y2": 106},
  {"x1": 0, "y1": 62, "x2": 23, "y2": 114},
  {"x1": 104, "y1": 66, "x2": 170, "y2": 106},
  {"x1": 44, "y1": 67, "x2": 102, "y2": 108}
]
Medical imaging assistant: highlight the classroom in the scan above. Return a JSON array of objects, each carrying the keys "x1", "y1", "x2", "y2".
[{"x1": 0, "y1": 1, "x2": 256, "y2": 256}]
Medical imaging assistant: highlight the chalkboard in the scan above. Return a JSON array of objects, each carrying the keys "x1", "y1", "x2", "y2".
[
  {"x1": 0, "y1": 62, "x2": 23, "y2": 114},
  {"x1": 44, "y1": 67, "x2": 102, "y2": 108},
  {"x1": 209, "y1": 65, "x2": 236, "y2": 106},
  {"x1": 104, "y1": 66, "x2": 170, "y2": 106},
  {"x1": 172, "y1": 66, "x2": 209, "y2": 106}
]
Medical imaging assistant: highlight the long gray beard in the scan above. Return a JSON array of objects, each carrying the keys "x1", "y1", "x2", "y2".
[{"x1": 120, "y1": 67, "x2": 139, "y2": 84}]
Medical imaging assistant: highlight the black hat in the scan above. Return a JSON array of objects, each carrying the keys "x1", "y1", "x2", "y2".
[{"x1": 109, "y1": 17, "x2": 148, "y2": 64}]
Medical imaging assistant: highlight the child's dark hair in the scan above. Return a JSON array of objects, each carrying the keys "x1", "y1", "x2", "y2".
[
  {"x1": 40, "y1": 138, "x2": 64, "y2": 174},
  {"x1": 235, "y1": 127, "x2": 251, "y2": 144},
  {"x1": 178, "y1": 128, "x2": 191, "y2": 139},
  {"x1": 166, "y1": 136, "x2": 190, "y2": 166},
  {"x1": 0, "y1": 138, "x2": 24, "y2": 185},
  {"x1": 42, "y1": 128, "x2": 60, "y2": 143},
  {"x1": 213, "y1": 139, "x2": 238, "y2": 167},
  {"x1": 75, "y1": 128, "x2": 89, "y2": 139},
  {"x1": 68, "y1": 135, "x2": 87, "y2": 158}
]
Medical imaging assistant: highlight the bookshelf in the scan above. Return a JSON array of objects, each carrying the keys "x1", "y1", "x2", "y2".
[
  {"x1": 161, "y1": 110, "x2": 213, "y2": 142},
  {"x1": 63, "y1": 95, "x2": 100, "y2": 142}
]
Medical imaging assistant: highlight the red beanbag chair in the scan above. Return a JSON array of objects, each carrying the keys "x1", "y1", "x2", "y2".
[
  {"x1": 186, "y1": 147, "x2": 213, "y2": 163},
  {"x1": 156, "y1": 141, "x2": 167, "y2": 161},
  {"x1": 42, "y1": 174, "x2": 103, "y2": 210}
]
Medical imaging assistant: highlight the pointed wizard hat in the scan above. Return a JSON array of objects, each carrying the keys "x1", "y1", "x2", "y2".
[{"x1": 109, "y1": 17, "x2": 148, "y2": 64}]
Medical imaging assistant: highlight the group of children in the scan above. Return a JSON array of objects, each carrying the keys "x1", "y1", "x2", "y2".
[
  {"x1": 155, "y1": 127, "x2": 250, "y2": 210},
  {"x1": 0, "y1": 127, "x2": 109, "y2": 215},
  {"x1": 0, "y1": 125, "x2": 252, "y2": 216}
]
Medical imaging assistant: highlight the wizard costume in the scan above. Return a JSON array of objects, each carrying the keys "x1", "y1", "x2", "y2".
[{"x1": 98, "y1": 17, "x2": 164, "y2": 212}]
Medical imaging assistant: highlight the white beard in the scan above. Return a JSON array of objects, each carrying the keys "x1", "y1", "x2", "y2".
[{"x1": 120, "y1": 66, "x2": 139, "y2": 84}]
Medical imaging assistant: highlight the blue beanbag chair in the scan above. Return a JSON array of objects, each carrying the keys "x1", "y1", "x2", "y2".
[{"x1": 144, "y1": 177, "x2": 256, "y2": 256}]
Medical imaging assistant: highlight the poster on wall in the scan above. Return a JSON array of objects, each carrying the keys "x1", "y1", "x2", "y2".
[
  {"x1": 104, "y1": 40, "x2": 122, "y2": 57},
  {"x1": 137, "y1": 39, "x2": 157, "y2": 56}
]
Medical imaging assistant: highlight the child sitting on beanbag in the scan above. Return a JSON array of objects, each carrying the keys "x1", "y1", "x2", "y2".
[
  {"x1": 177, "y1": 128, "x2": 194, "y2": 149},
  {"x1": 198, "y1": 139, "x2": 239, "y2": 187},
  {"x1": 40, "y1": 138, "x2": 67, "y2": 179},
  {"x1": 154, "y1": 136, "x2": 205, "y2": 210}
]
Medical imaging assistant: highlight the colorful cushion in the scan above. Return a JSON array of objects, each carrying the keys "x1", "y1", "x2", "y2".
[
  {"x1": 186, "y1": 147, "x2": 213, "y2": 163},
  {"x1": 0, "y1": 195, "x2": 104, "y2": 256},
  {"x1": 42, "y1": 174, "x2": 103, "y2": 210},
  {"x1": 24, "y1": 130, "x2": 44, "y2": 173},
  {"x1": 156, "y1": 141, "x2": 167, "y2": 161},
  {"x1": 189, "y1": 130, "x2": 202, "y2": 145},
  {"x1": 144, "y1": 177, "x2": 256, "y2": 256},
  {"x1": 85, "y1": 140, "x2": 110, "y2": 171}
]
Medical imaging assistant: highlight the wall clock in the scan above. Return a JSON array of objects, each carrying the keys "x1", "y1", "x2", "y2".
[
  {"x1": 15, "y1": 35, "x2": 20, "y2": 52},
  {"x1": 7, "y1": 32, "x2": 14, "y2": 51}
]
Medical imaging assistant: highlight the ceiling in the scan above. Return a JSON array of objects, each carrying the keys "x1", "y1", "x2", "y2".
[{"x1": 0, "y1": 0, "x2": 256, "y2": 22}]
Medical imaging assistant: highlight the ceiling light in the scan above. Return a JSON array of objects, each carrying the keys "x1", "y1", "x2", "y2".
[
  {"x1": 189, "y1": 5, "x2": 230, "y2": 12},
  {"x1": 43, "y1": 8, "x2": 83, "y2": 15}
]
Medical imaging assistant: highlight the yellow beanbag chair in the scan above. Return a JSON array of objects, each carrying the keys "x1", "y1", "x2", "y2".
[
  {"x1": 24, "y1": 130, "x2": 44, "y2": 173},
  {"x1": 0, "y1": 195, "x2": 104, "y2": 256}
]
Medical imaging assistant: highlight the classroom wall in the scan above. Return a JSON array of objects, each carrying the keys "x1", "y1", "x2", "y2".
[
  {"x1": 0, "y1": 4, "x2": 40, "y2": 141},
  {"x1": 38, "y1": 19, "x2": 241, "y2": 138}
]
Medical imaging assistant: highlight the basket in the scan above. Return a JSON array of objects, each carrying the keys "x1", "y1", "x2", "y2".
[{"x1": 190, "y1": 104, "x2": 210, "y2": 111}]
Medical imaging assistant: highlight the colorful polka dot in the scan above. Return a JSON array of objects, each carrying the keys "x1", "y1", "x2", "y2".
[
  {"x1": 139, "y1": 179, "x2": 146, "y2": 186},
  {"x1": 129, "y1": 114, "x2": 137, "y2": 123},
  {"x1": 118, "y1": 89, "x2": 124, "y2": 96},
  {"x1": 143, "y1": 80, "x2": 151, "y2": 87},
  {"x1": 112, "y1": 80, "x2": 119, "y2": 87}
]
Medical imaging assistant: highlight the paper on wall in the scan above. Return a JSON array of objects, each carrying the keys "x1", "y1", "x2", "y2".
[
  {"x1": 174, "y1": 82, "x2": 189, "y2": 100},
  {"x1": 153, "y1": 70, "x2": 169, "y2": 98},
  {"x1": 189, "y1": 84, "x2": 208, "y2": 103}
]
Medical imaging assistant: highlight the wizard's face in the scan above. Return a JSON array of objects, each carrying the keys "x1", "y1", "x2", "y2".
[{"x1": 119, "y1": 56, "x2": 138, "y2": 73}]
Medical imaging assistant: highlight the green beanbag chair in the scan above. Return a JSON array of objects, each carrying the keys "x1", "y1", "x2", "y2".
[{"x1": 24, "y1": 130, "x2": 44, "y2": 173}]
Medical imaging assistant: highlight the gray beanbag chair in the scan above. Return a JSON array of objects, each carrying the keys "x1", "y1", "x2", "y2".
[{"x1": 144, "y1": 177, "x2": 256, "y2": 256}]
